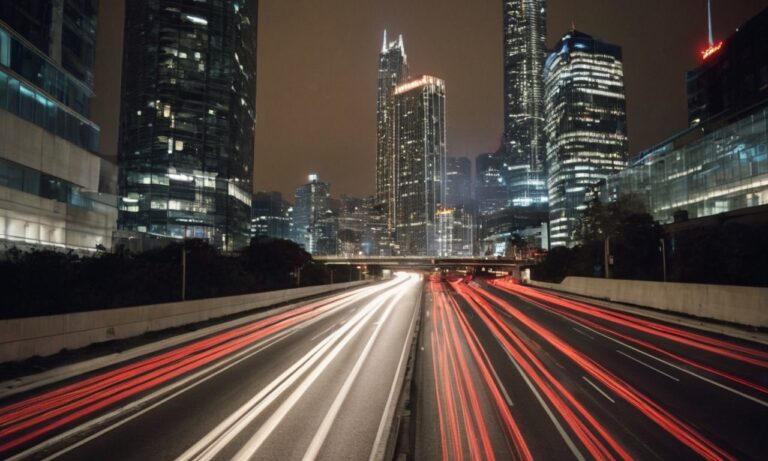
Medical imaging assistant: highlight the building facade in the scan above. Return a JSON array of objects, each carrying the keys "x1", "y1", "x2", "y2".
[
  {"x1": 293, "y1": 174, "x2": 333, "y2": 255},
  {"x1": 600, "y1": 104, "x2": 768, "y2": 224},
  {"x1": 251, "y1": 191, "x2": 291, "y2": 240},
  {"x1": 118, "y1": 0, "x2": 257, "y2": 251},
  {"x1": 0, "y1": 1, "x2": 118, "y2": 251},
  {"x1": 544, "y1": 30, "x2": 628, "y2": 247},
  {"x1": 475, "y1": 151, "x2": 508, "y2": 215},
  {"x1": 445, "y1": 156, "x2": 472, "y2": 209},
  {"x1": 393, "y1": 75, "x2": 446, "y2": 256},
  {"x1": 502, "y1": 0, "x2": 548, "y2": 209},
  {"x1": 376, "y1": 31, "x2": 408, "y2": 232}
]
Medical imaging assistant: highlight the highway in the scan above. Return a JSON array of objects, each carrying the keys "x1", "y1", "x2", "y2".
[
  {"x1": 0, "y1": 273, "x2": 422, "y2": 460},
  {"x1": 415, "y1": 276, "x2": 768, "y2": 460}
]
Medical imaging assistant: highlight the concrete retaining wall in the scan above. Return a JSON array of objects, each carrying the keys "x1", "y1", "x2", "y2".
[
  {"x1": 528, "y1": 277, "x2": 768, "y2": 328},
  {"x1": 0, "y1": 281, "x2": 369, "y2": 363}
]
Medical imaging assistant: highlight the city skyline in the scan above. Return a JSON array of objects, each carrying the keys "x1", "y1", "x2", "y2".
[{"x1": 93, "y1": 0, "x2": 767, "y2": 201}]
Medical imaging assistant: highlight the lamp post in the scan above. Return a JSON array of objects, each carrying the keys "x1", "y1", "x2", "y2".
[
  {"x1": 604, "y1": 236, "x2": 611, "y2": 279},
  {"x1": 660, "y1": 237, "x2": 667, "y2": 282}
]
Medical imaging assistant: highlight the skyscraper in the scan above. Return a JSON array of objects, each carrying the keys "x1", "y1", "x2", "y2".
[
  {"x1": 393, "y1": 75, "x2": 446, "y2": 256},
  {"x1": 544, "y1": 30, "x2": 628, "y2": 247},
  {"x1": 376, "y1": 31, "x2": 408, "y2": 232},
  {"x1": 445, "y1": 156, "x2": 472, "y2": 209},
  {"x1": 293, "y1": 174, "x2": 333, "y2": 255},
  {"x1": 0, "y1": 1, "x2": 118, "y2": 251},
  {"x1": 502, "y1": 0, "x2": 548, "y2": 208},
  {"x1": 475, "y1": 151, "x2": 508, "y2": 215},
  {"x1": 118, "y1": 0, "x2": 257, "y2": 251}
]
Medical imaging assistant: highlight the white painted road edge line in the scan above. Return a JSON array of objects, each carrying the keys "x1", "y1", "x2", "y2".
[{"x1": 368, "y1": 281, "x2": 421, "y2": 461}]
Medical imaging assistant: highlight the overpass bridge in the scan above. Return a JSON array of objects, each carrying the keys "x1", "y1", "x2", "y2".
[{"x1": 314, "y1": 255, "x2": 536, "y2": 272}]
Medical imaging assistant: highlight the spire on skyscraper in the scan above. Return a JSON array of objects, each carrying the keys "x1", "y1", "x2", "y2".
[{"x1": 382, "y1": 29, "x2": 388, "y2": 52}]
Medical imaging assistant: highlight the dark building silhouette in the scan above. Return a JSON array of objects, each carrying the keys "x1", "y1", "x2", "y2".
[{"x1": 687, "y1": 7, "x2": 768, "y2": 126}]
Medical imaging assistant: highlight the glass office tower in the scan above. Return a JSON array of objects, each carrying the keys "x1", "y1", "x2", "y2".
[
  {"x1": 502, "y1": 0, "x2": 548, "y2": 209},
  {"x1": 376, "y1": 31, "x2": 408, "y2": 232},
  {"x1": 118, "y1": 0, "x2": 257, "y2": 251},
  {"x1": 393, "y1": 75, "x2": 446, "y2": 256},
  {"x1": 544, "y1": 30, "x2": 628, "y2": 247}
]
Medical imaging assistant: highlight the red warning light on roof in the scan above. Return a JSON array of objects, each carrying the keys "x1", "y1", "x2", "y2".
[{"x1": 701, "y1": 41, "x2": 723, "y2": 60}]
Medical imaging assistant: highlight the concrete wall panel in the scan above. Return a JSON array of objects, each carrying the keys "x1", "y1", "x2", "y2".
[
  {"x1": 0, "y1": 281, "x2": 369, "y2": 363},
  {"x1": 529, "y1": 277, "x2": 768, "y2": 327}
]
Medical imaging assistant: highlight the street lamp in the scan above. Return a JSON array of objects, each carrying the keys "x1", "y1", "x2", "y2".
[{"x1": 659, "y1": 237, "x2": 667, "y2": 282}]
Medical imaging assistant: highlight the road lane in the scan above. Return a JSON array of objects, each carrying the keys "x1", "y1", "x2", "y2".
[
  {"x1": 416, "y1": 276, "x2": 768, "y2": 460},
  {"x1": 0, "y1": 273, "x2": 422, "y2": 461}
]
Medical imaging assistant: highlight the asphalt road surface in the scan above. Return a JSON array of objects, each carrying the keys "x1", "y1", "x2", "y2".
[
  {"x1": 0, "y1": 273, "x2": 422, "y2": 460},
  {"x1": 414, "y1": 276, "x2": 768, "y2": 460}
]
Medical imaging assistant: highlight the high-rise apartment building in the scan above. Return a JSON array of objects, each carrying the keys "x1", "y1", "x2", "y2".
[
  {"x1": 502, "y1": 0, "x2": 548, "y2": 208},
  {"x1": 118, "y1": 0, "x2": 257, "y2": 251},
  {"x1": 544, "y1": 30, "x2": 628, "y2": 247},
  {"x1": 0, "y1": 1, "x2": 118, "y2": 251},
  {"x1": 393, "y1": 75, "x2": 446, "y2": 256},
  {"x1": 376, "y1": 31, "x2": 408, "y2": 231}
]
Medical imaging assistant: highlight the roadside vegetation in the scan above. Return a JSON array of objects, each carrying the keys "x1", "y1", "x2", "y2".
[{"x1": 0, "y1": 237, "x2": 360, "y2": 318}]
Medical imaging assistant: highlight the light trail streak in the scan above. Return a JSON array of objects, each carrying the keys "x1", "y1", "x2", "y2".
[
  {"x1": 0, "y1": 278, "x2": 405, "y2": 456},
  {"x1": 462, "y1": 281, "x2": 736, "y2": 461}
]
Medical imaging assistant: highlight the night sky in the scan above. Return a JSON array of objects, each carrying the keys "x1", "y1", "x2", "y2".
[{"x1": 92, "y1": 0, "x2": 768, "y2": 201}]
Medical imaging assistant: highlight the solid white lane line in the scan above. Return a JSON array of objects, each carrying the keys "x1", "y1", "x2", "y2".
[
  {"x1": 533, "y1": 301, "x2": 768, "y2": 408},
  {"x1": 488, "y1": 359, "x2": 515, "y2": 407},
  {"x1": 582, "y1": 376, "x2": 615, "y2": 403},
  {"x1": 368, "y1": 284, "x2": 421, "y2": 461},
  {"x1": 231, "y1": 289, "x2": 402, "y2": 460},
  {"x1": 304, "y1": 286, "x2": 413, "y2": 461},
  {"x1": 572, "y1": 327, "x2": 594, "y2": 340},
  {"x1": 616, "y1": 349, "x2": 679, "y2": 382},
  {"x1": 25, "y1": 280, "x2": 401, "y2": 461},
  {"x1": 498, "y1": 340, "x2": 586, "y2": 461}
]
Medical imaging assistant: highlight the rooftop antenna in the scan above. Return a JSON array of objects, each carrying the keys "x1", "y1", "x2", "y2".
[
  {"x1": 707, "y1": 0, "x2": 714, "y2": 46},
  {"x1": 570, "y1": 19, "x2": 576, "y2": 32}
]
